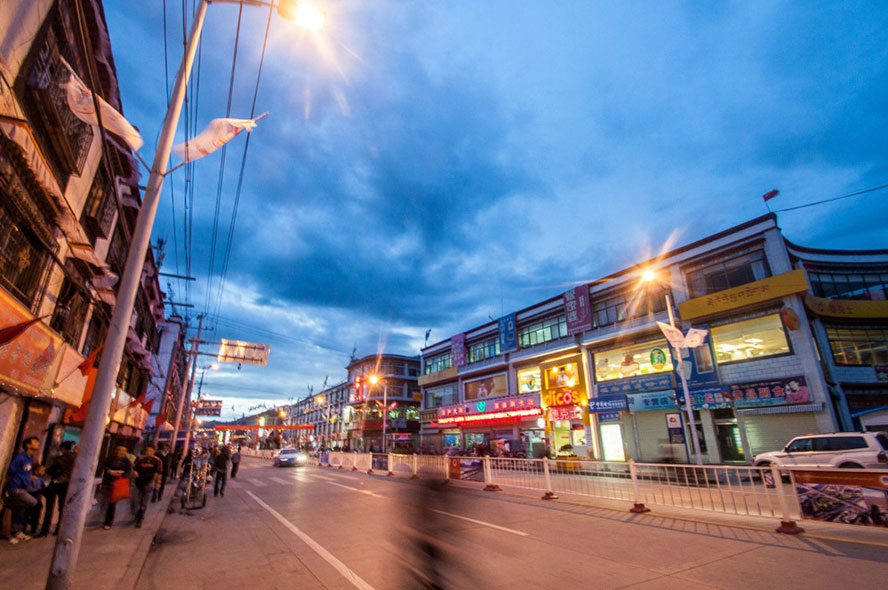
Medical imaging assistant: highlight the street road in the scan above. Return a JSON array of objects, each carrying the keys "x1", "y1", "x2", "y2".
[{"x1": 136, "y1": 459, "x2": 888, "y2": 590}]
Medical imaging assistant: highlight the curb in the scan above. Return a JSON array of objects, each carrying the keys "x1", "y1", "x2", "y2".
[{"x1": 120, "y1": 492, "x2": 175, "y2": 589}]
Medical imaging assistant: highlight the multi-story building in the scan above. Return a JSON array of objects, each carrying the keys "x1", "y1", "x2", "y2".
[
  {"x1": 344, "y1": 354, "x2": 421, "y2": 452},
  {"x1": 420, "y1": 214, "x2": 887, "y2": 464},
  {"x1": 288, "y1": 380, "x2": 350, "y2": 449},
  {"x1": 0, "y1": 0, "x2": 175, "y2": 477}
]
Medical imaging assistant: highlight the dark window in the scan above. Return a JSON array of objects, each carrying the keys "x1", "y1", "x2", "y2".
[
  {"x1": 81, "y1": 166, "x2": 116, "y2": 244},
  {"x1": 786, "y1": 438, "x2": 813, "y2": 453},
  {"x1": 50, "y1": 276, "x2": 90, "y2": 347},
  {"x1": 826, "y1": 326, "x2": 888, "y2": 366},
  {"x1": 518, "y1": 315, "x2": 567, "y2": 347},
  {"x1": 810, "y1": 271, "x2": 888, "y2": 301},
  {"x1": 467, "y1": 336, "x2": 500, "y2": 363},
  {"x1": 687, "y1": 250, "x2": 770, "y2": 297},
  {"x1": 876, "y1": 433, "x2": 888, "y2": 450},
  {"x1": 591, "y1": 289, "x2": 667, "y2": 328}
]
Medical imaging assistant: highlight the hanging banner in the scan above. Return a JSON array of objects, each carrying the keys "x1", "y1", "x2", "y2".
[
  {"x1": 497, "y1": 313, "x2": 518, "y2": 353},
  {"x1": 671, "y1": 325, "x2": 720, "y2": 389},
  {"x1": 451, "y1": 333, "x2": 467, "y2": 367},
  {"x1": 194, "y1": 399, "x2": 223, "y2": 416},
  {"x1": 729, "y1": 376, "x2": 810, "y2": 408},
  {"x1": 564, "y1": 284, "x2": 593, "y2": 335},
  {"x1": 794, "y1": 469, "x2": 888, "y2": 526},
  {"x1": 216, "y1": 339, "x2": 270, "y2": 365}
]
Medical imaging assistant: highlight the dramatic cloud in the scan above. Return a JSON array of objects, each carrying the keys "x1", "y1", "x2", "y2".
[{"x1": 103, "y1": 1, "x2": 888, "y2": 418}]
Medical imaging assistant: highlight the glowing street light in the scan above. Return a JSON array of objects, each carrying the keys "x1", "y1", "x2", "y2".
[
  {"x1": 641, "y1": 269, "x2": 704, "y2": 465},
  {"x1": 368, "y1": 374, "x2": 388, "y2": 453}
]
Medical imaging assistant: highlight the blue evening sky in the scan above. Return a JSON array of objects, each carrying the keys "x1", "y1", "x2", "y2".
[{"x1": 101, "y1": 1, "x2": 888, "y2": 419}]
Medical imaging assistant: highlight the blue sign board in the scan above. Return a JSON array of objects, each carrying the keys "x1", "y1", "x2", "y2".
[
  {"x1": 598, "y1": 412, "x2": 622, "y2": 423},
  {"x1": 596, "y1": 373, "x2": 676, "y2": 396},
  {"x1": 497, "y1": 313, "x2": 518, "y2": 353},
  {"x1": 627, "y1": 390, "x2": 678, "y2": 412},
  {"x1": 670, "y1": 325, "x2": 720, "y2": 389},
  {"x1": 678, "y1": 386, "x2": 731, "y2": 410},
  {"x1": 588, "y1": 394, "x2": 629, "y2": 413}
]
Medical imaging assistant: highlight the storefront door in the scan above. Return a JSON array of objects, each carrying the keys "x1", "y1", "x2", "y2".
[
  {"x1": 599, "y1": 423, "x2": 626, "y2": 461},
  {"x1": 716, "y1": 423, "x2": 744, "y2": 462}
]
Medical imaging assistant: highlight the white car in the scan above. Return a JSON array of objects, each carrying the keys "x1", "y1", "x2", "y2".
[
  {"x1": 753, "y1": 432, "x2": 888, "y2": 469},
  {"x1": 273, "y1": 448, "x2": 310, "y2": 467}
]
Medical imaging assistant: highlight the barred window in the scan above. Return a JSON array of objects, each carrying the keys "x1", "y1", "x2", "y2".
[
  {"x1": 687, "y1": 250, "x2": 770, "y2": 297},
  {"x1": 591, "y1": 289, "x2": 667, "y2": 328}
]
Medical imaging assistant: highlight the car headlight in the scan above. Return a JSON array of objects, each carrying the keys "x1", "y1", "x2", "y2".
[{"x1": 297, "y1": 454, "x2": 308, "y2": 462}]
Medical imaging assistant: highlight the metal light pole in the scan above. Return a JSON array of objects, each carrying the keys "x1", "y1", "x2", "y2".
[
  {"x1": 48, "y1": 3, "x2": 323, "y2": 586},
  {"x1": 48, "y1": 4, "x2": 209, "y2": 587},
  {"x1": 664, "y1": 291, "x2": 704, "y2": 465}
]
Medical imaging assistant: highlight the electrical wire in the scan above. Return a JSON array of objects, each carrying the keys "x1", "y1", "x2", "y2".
[
  {"x1": 774, "y1": 183, "x2": 888, "y2": 212},
  {"x1": 210, "y1": 3, "x2": 275, "y2": 323}
]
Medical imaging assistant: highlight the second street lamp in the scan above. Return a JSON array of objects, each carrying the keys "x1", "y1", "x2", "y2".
[{"x1": 368, "y1": 375, "x2": 388, "y2": 453}]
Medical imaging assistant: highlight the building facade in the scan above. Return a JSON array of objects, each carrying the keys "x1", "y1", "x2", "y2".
[
  {"x1": 420, "y1": 214, "x2": 887, "y2": 464},
  {"x1": 0, "y1": 0, "x2": 176, "y2": 480}
]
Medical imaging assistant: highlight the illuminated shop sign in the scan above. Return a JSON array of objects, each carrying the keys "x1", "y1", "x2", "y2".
[
  {"x1": 597, "y1": 373, "x2": 675, "y2": 396},
  {"x1": 540, "y1": 355, "x2": 587, "y2": 407},
  {"x1": 517, "y1": 368, "x2": 541, "y2": 393},
  {"x1": 437, "y1": 393, "x2": 541, "y2": 420},
  {"x1": 588, "y1": 395, "x2": 628, "y2": 413},
  {"x1": 437, "y1": 407, "x2": 543, "y2": 425},
  {"x1": 548, "y1": 406, "x2": 583, "y2": 421}
]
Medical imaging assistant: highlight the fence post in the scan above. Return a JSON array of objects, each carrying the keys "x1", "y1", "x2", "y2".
[
  {"x1": 628, "y1": 460, "x2": 651, "y2": 513},
  {"x1": 541, "y1": 458, "x2": 557, "y2": 500},
  {"x1": 772, "y1": 465, "x2": 804, "y2": 534},
  {"x1": 411, "y1": 454, "x2": 419, "y2": 479},
  {"x1": 352, "y1": 451, "x2": 359, "y2": 471},
  {"x1": 483, "y1": 456, "x2": 501, "y2": 491},
  {"x1": 387, "y1": 453, "x2": 394, "y2": 476}
]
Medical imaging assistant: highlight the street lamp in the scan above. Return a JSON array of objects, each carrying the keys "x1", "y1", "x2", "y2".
[
  {"x1": 641, "y1": 270, "x2": 705, "y2": 465},
  {"x1": 49, "y1": 3, "x2": 325, "y2": 587},
  {"x1": 368, "y1": 375, "x2": 387, "y2": 453}
]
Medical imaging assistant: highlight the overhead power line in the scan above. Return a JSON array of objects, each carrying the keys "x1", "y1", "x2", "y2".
[{"x1": 775, "y1": 183, "x2": 888, "y2": 213}]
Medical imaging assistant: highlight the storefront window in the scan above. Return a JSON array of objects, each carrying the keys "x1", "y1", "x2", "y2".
[
  {"x1": 424, "y1": 352, "x2": 452, "y2": 374},
  {"x1": 424, "y1": 384, "x2": 458, "y2": 409},
  {"x1": 517, "y1": 368, "x2": 541, "y2": 393},
  {"x1": 711, "y1": 314, "x2": 790, "y2": 364},
  {"x1": 826, "y1": 326, "x2": 888, "y2": 366},
  {"x1": 594, "y1": 339, "x2": 673, "y2": 382}
]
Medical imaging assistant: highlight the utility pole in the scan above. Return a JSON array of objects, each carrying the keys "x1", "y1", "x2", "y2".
[{"x1": 176, "y1": 315, "x2": 204, "y2": 473}]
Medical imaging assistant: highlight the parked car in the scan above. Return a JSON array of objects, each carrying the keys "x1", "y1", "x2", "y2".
[
  {"x1": 273, "y1": 448, "x2": 309, "y2": 467},
  {"x1": 753, "y1": 432, "x2": 888, "y2": 469}
]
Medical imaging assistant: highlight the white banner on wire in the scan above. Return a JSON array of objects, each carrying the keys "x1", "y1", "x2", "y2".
[
  {"x1": 172, "y1": 117, "x2": 259, "y2": 163},
  {"x1": 63, "y1": 61, "x2": 143, "y2": 151}
]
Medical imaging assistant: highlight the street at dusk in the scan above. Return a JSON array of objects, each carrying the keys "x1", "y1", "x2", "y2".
[{"x1": 2, "y1": 1, "x2": 888, "y2": 589}]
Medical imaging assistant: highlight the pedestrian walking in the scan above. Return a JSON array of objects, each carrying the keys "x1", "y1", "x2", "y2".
[
  {"x1": 4, "y1": 436, "x2": 40, "y2": 544},
  {"x1": 131, "y1": 445, "x2": 163, "y2": 527},
  {"x1": 152, "y1": 443, "x2": 171, "y2": 502},
  {"x1": 101, "y1": 445, "x2": 133, "y2": 530},
  {"x1": 213, "y1": 446, "x2": 230, "y2": 497},
  {"x1": 39, "y1": 440, "x2": 76, "y2": 536},
  {"x1": 230, "y1": 447, "x2": 241, "y2": 479}
]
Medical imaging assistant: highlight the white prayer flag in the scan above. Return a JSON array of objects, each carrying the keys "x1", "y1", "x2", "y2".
[
  {"x1": 657, "y1": 321, "x2": 709, "y2": 349},
  {"x1": 683, "y1": 328, "x2": 709, "y2": 349},
  {"x1": 64, "y1": 64, "x2": 143, "y2": 151},
  {"x1": 172, "y1": 117, "x2": 258, "y2": 163}
]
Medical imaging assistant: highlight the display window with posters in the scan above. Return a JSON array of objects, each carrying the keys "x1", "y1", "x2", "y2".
[
  {"x1": 464, "y1": 374, "x2": 507, "y2": 400},
  {"x1": 539, "y1": 355, "x2": 587, "y2": 407},
  {"x1": 593, "y1": 339, "x2": 673, "y2": 382},
  {"x1": 517, "y1": 367, "x2": 541, "y2": 394}
]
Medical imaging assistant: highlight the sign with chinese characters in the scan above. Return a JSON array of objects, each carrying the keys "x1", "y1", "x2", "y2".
[
  {"x1": 627, "y1": 390, "x2": 678, "y2": 412},
  {"x1": 549, "y1": 405, "x2": 584, "y2": 421},
  {"x1": 665, "y1": 412, "x2": 685, "y2": 443},
  {"x1": 876, "y1": 366, "x2": 888, "y2": 383},
  {"x1": 437, "y1": 393, "x2": 541, "y2": 422},
  {"x1": 729, "y1": 376, "x2": 810, "y2": 408},
  {"x1": 564, "y1": 284, "x2": 593, "y2": 335},
  {"x1": 217, "y1": 339, "x2": 270, "y2": 365},
  {"x1": 451, "y1": 333, "x2": 467, "y2": 367},
  {"x1": 588, "y1": 394, "x2": 629, "y2": 413},
  {"x1": 0, "y1": 288, "x2": 64, "y2": 397},
  {"x1": 597, "y1": 372, "x2": 676, "y2": 396},
  {"x1": 679, "y1": 269, "x2": 809, "y2": 321},
  {"x1": 497, "y1": 313, "x2": 518, "y2": 353},
  {"x1": 676, "y1": 386, "x2": 731, "y2": 410},
  {"x1": 195, "y1": 399, "x2": 223, "y2": 416},
  {"x1": 804, "y1": 293, "x2": 888, "y2": 319},
  {"x1": 598, "y1": 412, "x2": 622, "y2": 423}
]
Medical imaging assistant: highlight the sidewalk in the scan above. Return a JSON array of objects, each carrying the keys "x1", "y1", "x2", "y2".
[{"x1": 0, "y1": 489, "x2": 173, "y2": 590}]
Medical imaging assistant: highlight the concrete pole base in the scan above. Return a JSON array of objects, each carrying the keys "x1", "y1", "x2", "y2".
[
  {"x1": 775, "y1": 520, "x2": 805, "y2": 535},
  {"x1": 541, "y1": 491, "x2": 558, "y2": 500},
  {"x1": 410, "y1": 474, "x2": 420, "y2": 480},
  {"x1": 483, "y1": 484, "x2": 501, "y2": 492},
  {"x1": 352, "y1": 467, "x2": 358, "y2": 471},
  {"x1": 630, "y1": 503, "x2": 651, "y2": 513},
  {"x1": 387, "y1": 472, "x2": 394, "y2": 477}
]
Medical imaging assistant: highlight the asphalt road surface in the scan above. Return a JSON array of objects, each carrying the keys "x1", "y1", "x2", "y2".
[{"x1": 135, "y1": 458, "x2": 888, "y2": 590}]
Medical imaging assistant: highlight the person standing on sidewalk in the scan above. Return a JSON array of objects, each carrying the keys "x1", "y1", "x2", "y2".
[
  {"x1": 39, "y1": 440, "x2": 76, "y2": 537},
  {"x1": 4, "y1": 437, "x2": 40, "y2": 544},
  {"x1": 24, "y1": 463, "x2": 47, "y2": 536},
  {"x1": 101, "y1": 445, "x2": 133, "y2": 530},
  {"x1": 152, "y1": 443, "x2": 171, "y2": 502},
  {"x1": 229, "y1": 447, "x2": 241, "y2": 479},
  {"x1": 213, "y1": 446, "x2": 230, "y2": 498},
  {"x1": 131, "y1": 445, "x2": 163, "y2": 527}
]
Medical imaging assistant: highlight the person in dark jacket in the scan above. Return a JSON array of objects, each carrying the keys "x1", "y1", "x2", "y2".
[
  {"x1": 152, "y1": 443, "x2": 171, "y2": 502},
  {"x1": 131, "y1": 445, "x2": 163, "y2": 527},
  {"x1": 39, "y1": 441, "x2": 76, "y2": 537},
  {"x1": 4, "y1": 437, "x2": 40, "y2": 543},
  {"x1": 213, "y1": 447, "x2": 230, "y2": 497},
  {"x1": 229, "y1": 447, "x2": 241, "y2": 479},
  {"x1": 101, "y1": 445, "x2": 133, "y2": 530}
]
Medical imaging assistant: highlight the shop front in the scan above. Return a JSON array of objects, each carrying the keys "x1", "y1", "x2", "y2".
[
  {"x1": 436, "y1": 391, "x2": 542, "y2": 455},
  {"x1": 588, "y1": 395, "x2": 629, "y2": 461},
  {"x1": 538, "y1": 354, "x2": 591, "y2": 458}
]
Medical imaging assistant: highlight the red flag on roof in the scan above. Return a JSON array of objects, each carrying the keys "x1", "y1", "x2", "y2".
[
  {"x1": 155, "y1": 412, "x2": 167, "y2": 427},
  {"x1": 0, "y1": 317, "x2": 45, "y2": 346},
  {"x1": 762, "y1": 189, "x2": 779, "y2": 202},
  {"x1": 129, "y1": 393, "x2": 147, "y2": 409},
  {"x1": 142, "y1": 398, "x2": 155, "y2": 414}
]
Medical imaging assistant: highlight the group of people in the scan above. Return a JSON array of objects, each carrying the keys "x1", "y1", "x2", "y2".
[
  {"x1": 98, "y1": 443, "x2": 170, "y2": 530},
  {"x1": 3, "y1": 437, "x2": 76, "y2": 544}
]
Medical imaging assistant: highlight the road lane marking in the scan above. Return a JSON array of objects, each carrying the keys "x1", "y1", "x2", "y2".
[
  {"x1": 246, "y1": 490, "x2": 377, "y2": 590},
  {"x1": 429, "y1": 508, "x2": 528, "y2": 537},
  {"x1": 269, "y1": 476, "x2": 289, "y2": 485},
  {"x1": 249, "y1": 479, "x2": 267, "y2": 487},
  {"x1": 327, "y1": 481, "x2": 384, "y2": 498}
]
